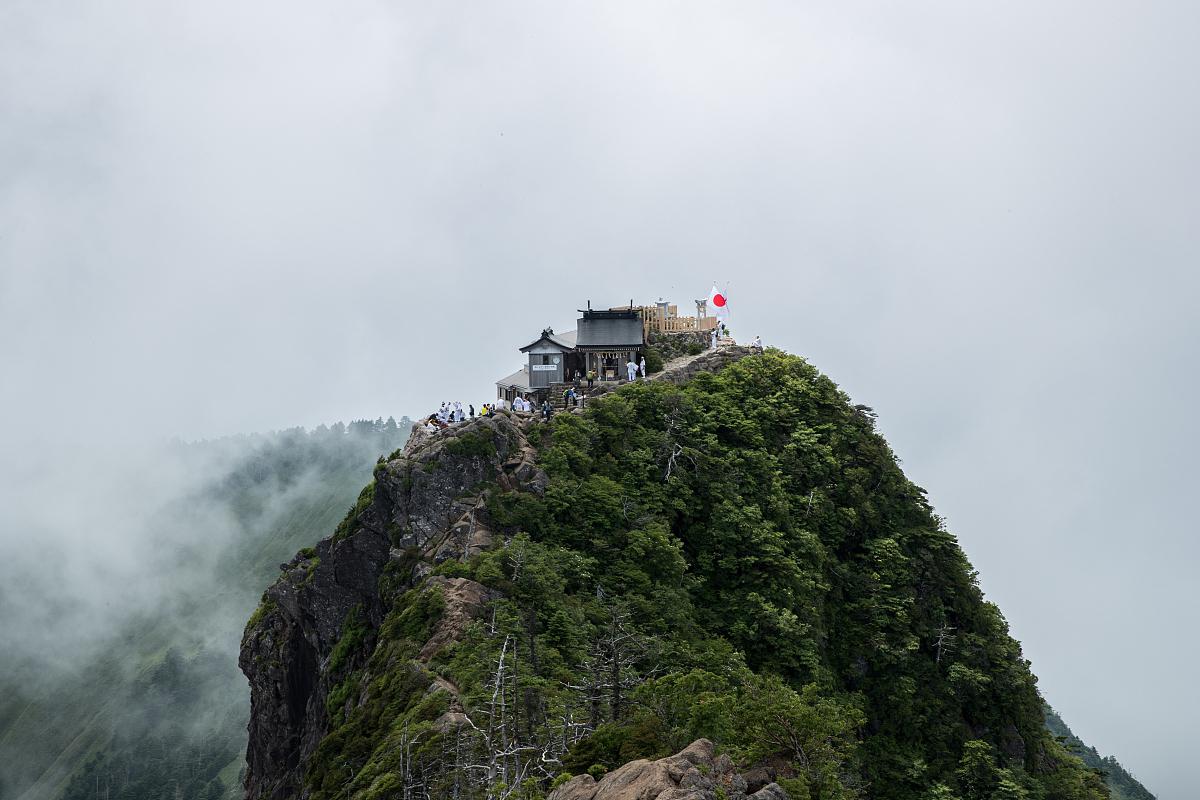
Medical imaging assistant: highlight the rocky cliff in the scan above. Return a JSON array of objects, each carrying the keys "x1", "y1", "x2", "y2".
[{"x1": 240, "y1": 411, "x2": 542, "y2": 799}]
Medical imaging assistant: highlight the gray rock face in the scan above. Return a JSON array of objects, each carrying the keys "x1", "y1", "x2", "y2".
[
  {"x1": 650, "y1": 344, "x2": 756, "y2": 387},
  {"x1": 239, "y1": 413, "x2": 543, "y2": 800},
  {"x1": 748, "y1": 785, "x2": 790, "y2": 800},
  {"x1": 547, "y1": 739, "x2": 789, "y2": 800}
]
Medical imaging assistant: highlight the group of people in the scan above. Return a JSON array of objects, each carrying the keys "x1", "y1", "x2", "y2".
[
  {"x1": 422, "y1": 394, "x2": 552, "y2": 431},
  {"x1": 707, "y1": 323, "x2": 765, "y2": 352},
  {"x1": 424, "y1": 401, "x2": 473, "y2": 429},
  {"x1": 511, "y1": 394, "x2": 558, "y2": 419},
  {"x1": 626, "y1": 355, "x2": 648, "y2": 382},
  {"x1": 423, "y1": 400, "x2": 507, "y2": 429}
]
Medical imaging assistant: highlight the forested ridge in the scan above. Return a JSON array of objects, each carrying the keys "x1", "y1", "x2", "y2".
[
  {"x1": 0, "y1": 418, "x2": 410, "y2": 800},
  {"x1": 1043, "y1": 709, "x2": 1153, "y2": 800},
  {"x1": 248, "y1": 350, "x2": 1119, "y2": 800}
]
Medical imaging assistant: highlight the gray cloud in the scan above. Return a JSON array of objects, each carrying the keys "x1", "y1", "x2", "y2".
[{"x1": 2, "y1": 1, "x2": 1195, "y2": 796}]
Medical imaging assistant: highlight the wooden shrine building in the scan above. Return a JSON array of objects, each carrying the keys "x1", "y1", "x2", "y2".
[{"x1": 496, "y1": 305, "x2": 646, "y2": 404}]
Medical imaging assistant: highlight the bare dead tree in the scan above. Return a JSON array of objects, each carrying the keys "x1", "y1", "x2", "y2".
[
  {"x1": 395, "y1": 720, "x2": 435, "y2": 800},
  {"x1": 485, "y1": 635, "x2": 513, "y2": 789},
  {"x1": 660, "y1": 407, "x2": 698, "y2": 481},
  {"x1": 934, "y1": 623, "x2": 956, "y2": 664},
  {"x1": 508, "y1": 545, "x2": 526, "y2": 585},
  {"x1": 567, "y1": 605, "x2": 651, "y2": 725},
  {"x1": 435, "y1": 587, "x2": 667, "y2": 800},
  {"x1": 603, "y1": 609, "x2": 643, "y2": 720},
  {"x1": 571, "y1": 646, "x2": 608, "y2": 728}
]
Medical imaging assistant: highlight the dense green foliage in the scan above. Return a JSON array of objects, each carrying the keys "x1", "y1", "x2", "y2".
[
  {"x1": 444, "y1": 430, "x2": 500, "y2": 459},
  {"x1": 302, "y1": 353, "x2": 1111, "y2": 800},
  {"x1": 0, "y1": 418, "x2": 410, "y2": 800},
  {"x1": 1043, "y1": 708, "x2": 1153, "y2": 800},
  {"x1": 641, "y1": 347, "x2": 665, "y2": 374}
]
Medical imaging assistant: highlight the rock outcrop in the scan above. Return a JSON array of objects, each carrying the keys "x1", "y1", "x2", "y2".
[
  {"x1": 650, "y1": 343, "x2": 756, "y2": 386},
  {"x1": 548, "y1": 740, "x2": 788, "y2": 800}
]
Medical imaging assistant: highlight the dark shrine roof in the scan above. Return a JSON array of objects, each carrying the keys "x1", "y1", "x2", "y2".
[
  {"x1": 575, "y1": 311, "x2": 644, "y2": 350},
  {"x1": 519, "y1": 329, "x2": 577, "y2": 352}
]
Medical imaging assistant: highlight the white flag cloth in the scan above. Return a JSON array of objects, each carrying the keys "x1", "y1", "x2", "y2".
[{"x1": 709, "y1": 285, "x2": 729, "y2": 317}]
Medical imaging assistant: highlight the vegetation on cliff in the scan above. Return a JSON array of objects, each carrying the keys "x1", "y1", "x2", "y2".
[
  {"x1": 292, "y1": 352, "x2": 1110, "y2": 800},
  {"x1": 1043, "y1": 708, "x2": 1153, "y2": 800}
]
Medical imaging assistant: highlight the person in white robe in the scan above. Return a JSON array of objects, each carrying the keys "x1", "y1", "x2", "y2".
[{"x1": 626, "y1": 359, "x2": 638, "y2": 381}]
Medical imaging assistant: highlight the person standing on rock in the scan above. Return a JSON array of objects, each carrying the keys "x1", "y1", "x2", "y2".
[
  {"x1": 626, "y1": 358, "x2": 638, "y2": 382},
  {"x1": 753, "y1": 335, "x2": 762, "y2": 351}
]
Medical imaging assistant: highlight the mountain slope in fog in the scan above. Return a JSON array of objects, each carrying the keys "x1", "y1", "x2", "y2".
[
  {"x1": 1045, "y1": 708, "x2": 1155, "y2": 800},
  {"x1": 0, "y1": 418, "x2": 411, "y2": 800}
]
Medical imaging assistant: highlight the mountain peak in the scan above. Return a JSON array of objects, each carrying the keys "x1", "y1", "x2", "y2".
[{"x1": 240, "y1": 348, "x2": 1117, "y2": 800}]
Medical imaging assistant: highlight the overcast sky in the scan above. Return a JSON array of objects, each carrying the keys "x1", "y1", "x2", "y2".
[{"x1": 2, "y1": 2, "x2": 1196, "y2": 797}]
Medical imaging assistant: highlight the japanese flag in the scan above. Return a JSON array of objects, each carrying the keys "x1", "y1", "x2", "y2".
[{"x1": 709, "y1": 285, "x2": 729, "y2": 317}]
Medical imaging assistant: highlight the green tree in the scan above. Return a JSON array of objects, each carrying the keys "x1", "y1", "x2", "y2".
[
  {"x1": 734, "y1": 675, "x2": 865, "y2": 800},
  {"x1": 955, "y1": 741, "x2": 1000, "y2": 800}
]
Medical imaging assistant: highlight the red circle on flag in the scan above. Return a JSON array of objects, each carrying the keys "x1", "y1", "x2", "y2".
[{"x1": 713, "y1": 293, "x2": 726, "y2": 307}]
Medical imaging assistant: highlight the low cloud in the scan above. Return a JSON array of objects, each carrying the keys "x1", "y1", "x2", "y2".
[{"x1": 2, "y1": 2, "x2": 1195, "y2": 796}]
